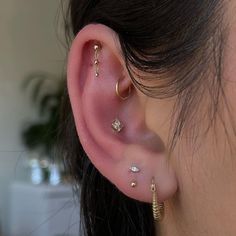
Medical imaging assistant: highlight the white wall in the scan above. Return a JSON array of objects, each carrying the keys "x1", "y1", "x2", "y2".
[{"x1": 0, "y1": 0, "x2": 65, "y2": 234}]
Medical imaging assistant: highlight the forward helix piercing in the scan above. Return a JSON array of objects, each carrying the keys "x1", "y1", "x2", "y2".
[
  {"x1": 151, "y1": 177, "x2": 165, "y2": 222},
  {"x1": 115, "y1": 78, "x2": 132, "y2": 100},
  {"x1": 94, "y1": 43, "x2": 101, "y2": 77},
  {"x1": 94, "y1": 43, "x2": 132, "y2": 100}
]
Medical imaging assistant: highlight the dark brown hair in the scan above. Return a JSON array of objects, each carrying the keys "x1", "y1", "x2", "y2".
[{"x1": 57, "y1": 1, "x2": 227, "y2": 235}]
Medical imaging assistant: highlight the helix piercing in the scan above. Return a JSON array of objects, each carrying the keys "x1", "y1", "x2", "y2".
[
  {"x1": 115, "y1": 78, "x2": 132, "y2": 100},
  {"x1": 150, "y1": 177, "x2": 165, "y2": 222},
  {"x1": 94, "y1": 43, "x2": 101, "y2": 77},
  {"x1": 111, "y1": 118, "x2": 123, "y2": 133}
]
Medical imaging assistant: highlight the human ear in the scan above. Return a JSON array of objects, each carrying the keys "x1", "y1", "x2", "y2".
[{"x1": 67, "y1": 23, "x2": 178, "y2": 203}]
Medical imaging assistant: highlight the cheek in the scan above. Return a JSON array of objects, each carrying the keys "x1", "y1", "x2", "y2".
[
  {"x1": 173, "y1": 124, "x2": 236, "y2": 231},
  {"x1": 225, "y1": 83, "x2": 236, "y2": 128},
  {"x1": 144, "y1": 98, "x2": 175, "y2": 145},
  {"x1": 223, "y1": 18, "x2": 236, "y2": 121}
]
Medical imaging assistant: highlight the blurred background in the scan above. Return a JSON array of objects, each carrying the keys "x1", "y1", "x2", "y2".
[{"x1": 0, "y1": 0, "x2": 79, "y2": 235}]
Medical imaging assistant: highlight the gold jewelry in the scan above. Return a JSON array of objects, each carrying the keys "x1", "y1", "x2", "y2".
[
  {"x1": 94, "y1": 43, "x2": 101, "y2": 77},
  {"x1": 115, "y1": 78, "x2": 132, "y2": 100},
  {"x1": 131, "y1": 180, "x2": 137, "y2": 188},
  {"x1": 111, "y1": 118, "x2": 123, "y2": 132},
  {"x1": 150, "y1": 178, "x2": 165, "y2": 222}
]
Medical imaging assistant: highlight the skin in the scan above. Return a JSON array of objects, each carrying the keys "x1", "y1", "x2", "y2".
[
  {"x1": 159, "y1": 3, "x2": 236, "y2": 235},
  {"x1": 67, "y1": 2, "x2": 236, "y2": 235}
]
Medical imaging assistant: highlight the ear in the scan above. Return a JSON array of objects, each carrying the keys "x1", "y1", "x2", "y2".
[{"x1": 67, "y1": 23, "x2": 178, "y2": 203}]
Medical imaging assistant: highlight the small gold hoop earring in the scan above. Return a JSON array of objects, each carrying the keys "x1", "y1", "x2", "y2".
[
  {"x1": 150, "y1": 178, "x2": 165, "y2": 222},
  {"x1": 115, "y1": 78, "x2": 132, "y2": 100}
]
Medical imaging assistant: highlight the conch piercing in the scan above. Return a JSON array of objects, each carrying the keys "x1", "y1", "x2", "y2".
[
  {"x1": 151, "y1": 177, "x2": 165, "y2": 222},
  {"x1": 115, "y1": 78, "x2": 132, "y2": 100},
  {"x1": 111, "y1": 118, "x2": 123, "y2": 133},
  {"x1": 94, "y1": 43, "x2": 101, "y2": 77}
]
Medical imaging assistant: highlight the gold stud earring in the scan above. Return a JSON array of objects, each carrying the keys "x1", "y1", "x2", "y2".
[
  {"x1": 150, "y1": 178, "x2": 165, "y2": 222},
  {"x1": 131, "y1": 180, "x2": 137, "y2": 188},
  {"x1": 115, "y1": 77, "x2": 132, "y2": 100},
  {"x1": 111, "y1": 118, "x2": 123, "y2": 133},
  {"x1": 94, "y1": 43, "x2": 101, "y2": 77}
]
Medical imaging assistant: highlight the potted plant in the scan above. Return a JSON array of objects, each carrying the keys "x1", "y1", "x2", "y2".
[{"x1": 21, "y1": 72, "x2": 66, "y2": 184}]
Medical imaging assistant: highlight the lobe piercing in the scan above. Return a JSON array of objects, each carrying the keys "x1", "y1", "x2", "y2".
[
  {"x1": 129, "y1": 166, "x2": 140, "y2": 173},
  {"x1": 131, "y1": 181, "x2": 137, "y2": 188},
  {"x1": 151, "y1": 177, "x2": 165, "y2": 222},
  {"x1": 129, "y1": 166, "x2": 140, "y2": 188},
  {"x1": 111, "y1": 118, "x2": 123, "y2": 133}
]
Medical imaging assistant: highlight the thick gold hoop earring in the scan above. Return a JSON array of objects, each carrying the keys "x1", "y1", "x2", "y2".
[
  {"x1": 150, "y1": 178, "x2": 165, "y2": 222},
  {"x1": 115, "y1": 78, "x2": 132, "y2": 100}
]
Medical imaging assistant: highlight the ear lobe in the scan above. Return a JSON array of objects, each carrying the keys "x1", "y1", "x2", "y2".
[
  {"x1": 120, "y1": 144, "x2": 178, "y2": 203},
  {"x1": 67, "y1": 23, "x2": 178, "y2": 204}
]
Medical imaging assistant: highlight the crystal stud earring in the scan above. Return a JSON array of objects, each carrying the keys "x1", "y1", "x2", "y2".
[
  {"x1": 111, "y1": 118, "x2": 123, "y2": 133},
  {"x1": 129, "y1": 166, "x2": 140, "y2": 173}
]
